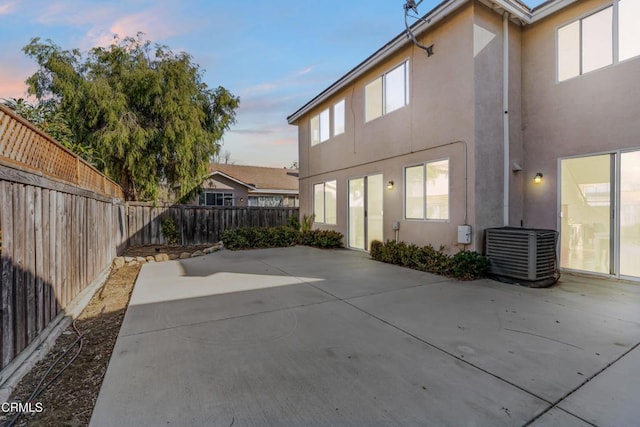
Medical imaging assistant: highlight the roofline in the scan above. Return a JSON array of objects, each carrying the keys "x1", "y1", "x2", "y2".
[
  {"x1": 530, "y1": 0, "x2": 579, "y2": 21},
  {"x1": 286, "y1": 0, "x2": 578, "y2": 125},
  {"x1": 207, "y1": 171, "x2": 256, "y2": 190}
]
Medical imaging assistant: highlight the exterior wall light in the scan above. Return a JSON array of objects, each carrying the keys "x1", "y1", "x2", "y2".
[
  {"x1": 387, "y1": 180, "x2": 395, "y2": 190},
  {"x1": 534, "y1": 172, "x2": 543, "y2": 184}
]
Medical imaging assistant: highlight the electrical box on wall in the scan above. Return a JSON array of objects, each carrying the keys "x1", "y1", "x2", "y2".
[
  {"x1": 457, "y1": 225, "x2": 472, "y2": 244},
  {"x1": 392, "y1": 221, "x2": 400, "y2": 231}
]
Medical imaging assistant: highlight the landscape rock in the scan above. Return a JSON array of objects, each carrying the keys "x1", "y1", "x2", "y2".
[
  {"x1": 145, "y1": 256, "x2": 156, "y2": 262},
  {"x1": 124, "y1": 257, "x2": 134, "y2": 263},
  {"x1": 191, "y1": 250, "x2": 204, "y2": 258},
  {"x1": 135, "y1": 256, "x2": 147, "y2": 264},
  {"x1": 128, "y1": 260, "x2": 139, "y2": 266},
  {"x1": 169, "y1": 254, "x2": 179, "y2": 260},
  {"x1": 179, "y1": 252, "x2": 191, "y2": 259},
  {"x1": 113, "y1": 257, "x2": 125, "y2": 269},
  {"x1": 155, "y1": 253, "x2": 170, "y2": 262}
]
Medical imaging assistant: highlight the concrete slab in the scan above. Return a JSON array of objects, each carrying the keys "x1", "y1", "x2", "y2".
[
  {"x1": 349, "y1": 278, "x2": 640, "y2": 402},
  {"x1": 121, "y1": 256, "x2": 334, "y2": 336},
  {"x1": 557, "y1": 345, "x2": 640, "y2": 426},
  {"x1": 529, "y1": 408, "x2": 591, "y2": 426},
  {"x1": 91, "y1": 247, "x2": 640, "y2": 425},
  {"x1": 91, "y1": 301, "x2": 547, "y2": 427},
  {"x1": 251, "y1": 246, "x2": 451, "y2": 299}
]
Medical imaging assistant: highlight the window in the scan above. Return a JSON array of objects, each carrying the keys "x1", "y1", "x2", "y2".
[
  {"x1": 404, "y1": 160, "x2": 449, "y2": 220},
  {"x1": 310, "y1": 115, "x2": 320, "y2": 146},
  {"x1": 333, "y1": 100, "x2": 345, "y2": 136},
  {"x1": 200, "y1": 191, "x2": 234, "y2": 206},
  {"x1": 313, "y1": 180, "x2": 337, "y2": 224},
  {"x1": 365, "y1": 61, "x2": 409, "y2": 122},
  {"x1": 319, "y1": 108, "x2": 330, "y2": 142},
  {"x1": 558, "y1": 2, "x2": 640, "y2": 82},
  {"x1": 310, "y1": 100, "x2": 345, "y2": 146},
  {"x1": 619, "y1": 0, "x2": 640, "y2": 61}
]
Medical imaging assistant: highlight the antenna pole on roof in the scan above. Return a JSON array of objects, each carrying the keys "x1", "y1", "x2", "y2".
[{"x1": 403, "y1": 0, "x2": 434, "y2": 56}]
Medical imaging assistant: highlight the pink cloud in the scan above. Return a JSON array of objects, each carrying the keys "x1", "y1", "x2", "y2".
[
  {"x1": 0, "y1": 1, "x2": 17, "y2": 15},
  {"x1": 108, "y1": 8, "x2": 185, "y2": 44}
]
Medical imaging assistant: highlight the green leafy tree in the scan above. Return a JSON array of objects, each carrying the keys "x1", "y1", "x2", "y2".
[{"x1": 23, "y1": 34, "x2": 239, "y2": 201}]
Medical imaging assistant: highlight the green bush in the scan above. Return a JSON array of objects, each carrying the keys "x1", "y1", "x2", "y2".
[
  {"x1": 161, "y1": 217, "x2": 180, "y2": 245},
  {"x1": 299, "y1": 230, "x2": 344, "y2": 249},
  {"x1": 221, "y1": 226, "x2": 344, "y2": 250},
  {"x1": 287, "y1": 214, "x2": 300, "y2": 231},
  {"x1": 221, "y1": 226, "x2": 299, "y2": 250},
  {"x1": 369, "y1": 240, "x2": 488, "y2": 281},
  {"x1": 450, "y1": 250, "x2": 490, "y2": 280}
]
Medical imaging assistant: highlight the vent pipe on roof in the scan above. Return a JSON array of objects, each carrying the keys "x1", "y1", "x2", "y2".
[{"x1": 503, "y1": 11, "x2": 510, "y2": 227}]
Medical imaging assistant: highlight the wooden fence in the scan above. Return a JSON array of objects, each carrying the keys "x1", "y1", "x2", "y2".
[
  {"x1": 126, "y1": 203, "x2": 299, "y2": 246},
  {"x1": 0, "y1": 104, "x2": 123, "y2": 199}
]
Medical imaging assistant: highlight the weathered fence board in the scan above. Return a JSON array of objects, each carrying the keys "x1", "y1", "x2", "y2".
[
  {"x1": 0, "y1": 171, "x2": 127, "y2": 371},
  {"x1": 124, "y1": 204, "x2": 299, "y2": 246}
]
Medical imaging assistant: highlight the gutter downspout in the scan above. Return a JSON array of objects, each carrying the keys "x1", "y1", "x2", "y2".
[{"x1": 503, "y1": 12, "x2": 510, "y2": 227}]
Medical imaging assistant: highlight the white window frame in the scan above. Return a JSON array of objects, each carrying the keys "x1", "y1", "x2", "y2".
[
  {"x1": 201, "y1": 191, "x2": 234, "y2": 206},
  {"x1": 403, "y1": 159, "x2": 450, "y2": 221},
  {"x1": 557, "y1": 1, "x2": 639, "y2": 82},
  {"x1": 313, "y1": 180, "x2": 337, "y2": 225},
  {"x1": 365, "y1": 60, "x2": 410, "y2": 123}
]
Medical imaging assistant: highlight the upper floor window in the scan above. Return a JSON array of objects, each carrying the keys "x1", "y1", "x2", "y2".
[
  {"x1": 404, "y1": 159, "x2": 449, "y2": 221},
  {"x1": 310, "y1": 100, "x2": 345, "y2": 146},
  {"x1": 365, "y1": 61, "x2": 409, "y2": 122},
  {"x1": 558, "y1": 1, "x2": 640, "y2": 82},
  {"x1": 333, "y1": 100, "x2": 345, "y2": 136}
]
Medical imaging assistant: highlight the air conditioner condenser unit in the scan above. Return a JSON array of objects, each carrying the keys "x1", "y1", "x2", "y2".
[{"x1": 485, "y1": 227, "x2": 559, "y2": 288}]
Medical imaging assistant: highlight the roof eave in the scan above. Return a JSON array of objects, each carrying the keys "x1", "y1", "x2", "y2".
[
  {"x1": 287, "y1": 0, "x2": 539, "y2": 125},
  {"x1": 530, "y1": 0, "x2": 580, "y2": 22}
]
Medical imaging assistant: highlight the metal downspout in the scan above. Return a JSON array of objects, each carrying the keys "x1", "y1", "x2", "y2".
[{"x1": 503, "y1": 12, "x2": 510, "y2": 227}]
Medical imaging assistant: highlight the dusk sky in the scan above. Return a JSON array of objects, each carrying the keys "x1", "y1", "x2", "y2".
[{"x1": 0, "y1": 0, "x2": 545, "y2": 168}]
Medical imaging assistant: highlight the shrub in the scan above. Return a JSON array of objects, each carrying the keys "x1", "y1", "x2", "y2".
[
  {"x1": 161, "y1": 217, "x2": 180, "y2": 245},
  {"x1": 369, "y1": 240, "x2": 488, "y2": 281},
  {"x1": 287, "y1": 214, "x2": 300, "y2": 231},
  {"x1": 221, "y1": 226, "x2": 299, "y2": 250},
  {"x1": 299, "y1": 230, "x2": 344, "y2": 249},
  {"x1": 221, "y1": 226, "x2": 344, "y2": 250},
  {"x1": 300, "y1": 214, "x2": 315, "y2": 233},
  {"x1": 450, "y1": 250, "x2": 490, "y2": 280}
]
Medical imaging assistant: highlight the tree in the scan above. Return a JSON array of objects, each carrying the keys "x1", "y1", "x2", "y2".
[
  {"x1": 23, "y1": 35, "x2": 239, "y2": 201},
  {"x1": 212, "y1": 149, "x2": 234, "y2": 165},
  {"x1": 1, "y1": 97, "x2": 100, "y2": 164}
]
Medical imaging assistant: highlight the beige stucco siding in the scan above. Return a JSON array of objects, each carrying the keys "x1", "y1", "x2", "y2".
[
  {"x1": 298, "y1": 3, "x2": 480, "y2": 251},
  {"x1": 522, "y1": 0, "x2": 640, "y2": 230}
]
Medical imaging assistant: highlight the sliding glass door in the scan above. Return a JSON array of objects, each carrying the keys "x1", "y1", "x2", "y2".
[
  {"x1": 348, "y1": 174, "x2": 383, "y2": 251},
  {"x1": 620, "y1": 151, "x2": 640, "y2": 277},
  {"x1": 560, "y1": 150, "x2": 640, "y2": 279}
]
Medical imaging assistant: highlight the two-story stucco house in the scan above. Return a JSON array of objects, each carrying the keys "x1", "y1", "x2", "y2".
[{"x1": 287, "y1": 0, "x2": 640, "y2": 281}]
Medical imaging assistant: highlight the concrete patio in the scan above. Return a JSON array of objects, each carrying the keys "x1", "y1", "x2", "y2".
[{"x1": 90, "y1": 247, "x2": 640, "y2": 426}]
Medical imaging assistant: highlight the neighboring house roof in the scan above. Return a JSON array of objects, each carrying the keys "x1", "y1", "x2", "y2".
[
  {"x1": 206, "y1": 164, "x2": 299, "y2": 194},
  {"x1": 286, "y1": 0, "x2": 578, "y2": 124}
]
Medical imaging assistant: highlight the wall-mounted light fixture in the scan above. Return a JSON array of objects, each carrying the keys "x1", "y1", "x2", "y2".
[
  {"x1": 387, "y1": 180, "x2": 395, "y2": 190},
  {"x1": 534, "y1": 172, "x2": 543, "y2": 184}
]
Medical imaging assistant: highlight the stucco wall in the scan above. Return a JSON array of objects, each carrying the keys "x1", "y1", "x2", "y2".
[
  {"x1": 472, "y1": 2, "x2": 525, "y2": 246},
  {"x1": 297, "y1": 3, "x2": 478, "y2": 251},
  {"x1": 522, "y1": 0, "x2": 640, "y2": 230}
]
